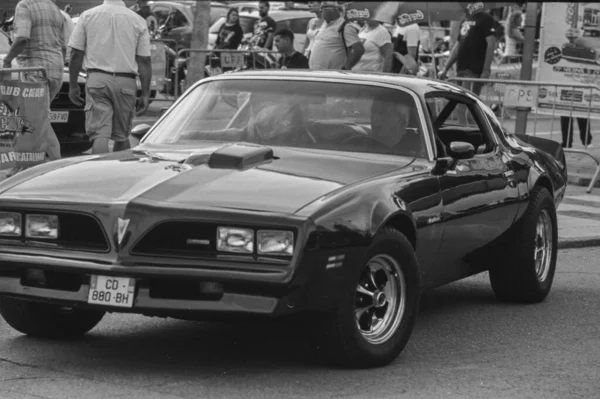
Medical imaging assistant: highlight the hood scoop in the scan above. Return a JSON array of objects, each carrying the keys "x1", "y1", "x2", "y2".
[{"x1": 184, "y1": 143, "x2": 275, "y2": 170}]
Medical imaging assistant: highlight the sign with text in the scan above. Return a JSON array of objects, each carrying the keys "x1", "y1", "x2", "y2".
[
  {"x1": 0, "y1": 79, "x2": 49, "y2": 181},
  {"x1": 537, "y1": 2, "x2": 600, "y2": 119},
  {"x1": 503, "y1": 84, "x2": 539, "y2": 108}
]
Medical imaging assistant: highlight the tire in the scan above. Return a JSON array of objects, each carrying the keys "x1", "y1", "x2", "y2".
[
  {"x1": 489, "y1": 186, "x2": 558, "y2": 303},
  {"x1": 309, "y1": 227, "x2": 421, "y2": 369},
  {"x1": 0, "y1": 297, "x2": 105, "y2": 339}
]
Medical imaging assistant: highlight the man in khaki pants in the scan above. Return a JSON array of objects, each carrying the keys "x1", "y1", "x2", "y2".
[{"x1": 68, "y1": 0, "x2": 152, "y2": 154}]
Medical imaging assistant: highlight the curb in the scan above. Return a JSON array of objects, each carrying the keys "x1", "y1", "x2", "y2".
[
  {"x1": 558, "y1": 237, "x2": 600, "y2": 249},
  {"x1": 567, "y1": 173, "x2": 600, "y2": 188}
]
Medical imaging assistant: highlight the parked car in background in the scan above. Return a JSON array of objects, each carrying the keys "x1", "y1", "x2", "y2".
[
  {"x1": 230, "y1": 1, "x2": 309, "y2": 13},
  {"x1": 149, "y1": 1, "x2": 229, "y2": 51},
  {"x1": 0, "y1": 70, "x2": 567, "y2": 369},
  {"x1": 209, "y1": 10, "x2": 313, "y2": 51}
]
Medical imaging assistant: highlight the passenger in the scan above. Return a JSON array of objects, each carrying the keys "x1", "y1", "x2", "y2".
[{"x1": 192, "y1": 102, "x2": 314, "y2": 147}]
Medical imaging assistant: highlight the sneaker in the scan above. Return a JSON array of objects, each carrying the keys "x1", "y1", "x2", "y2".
[{"x1": 585, "y1": 144, "x2": 594, "y2": 148}]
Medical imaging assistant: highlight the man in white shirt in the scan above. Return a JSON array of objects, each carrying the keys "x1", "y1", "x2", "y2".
[
  {"x1": 308, "y1": 1, "x2": 364, "y2": 70},
  {"x1": 67, "y1": 0, "x2": 152, "y2": 154}
]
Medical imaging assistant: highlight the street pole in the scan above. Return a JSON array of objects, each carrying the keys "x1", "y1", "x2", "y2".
[{"x1": 515, "y1": 2, "x2": 540, "y2": 135}]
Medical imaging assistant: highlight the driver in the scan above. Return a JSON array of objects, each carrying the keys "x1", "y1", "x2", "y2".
[
  {"x1": 371, "y1": 99, "x2": 412, "y2": 145},
  {"x1": 370, "y1": 99, "x2": 426, "y2": 157}
]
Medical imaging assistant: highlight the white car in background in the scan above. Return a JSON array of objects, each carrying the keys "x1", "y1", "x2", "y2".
[
  {"x1": 229, "y1": 1, "x2": 309, "y2": 13},
  {"x1": 208, "y1": 10, "x2": 313, "y2": 52}
]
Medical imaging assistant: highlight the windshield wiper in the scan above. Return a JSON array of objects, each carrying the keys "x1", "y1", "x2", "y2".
[{"x1": 132, "y1": 149, "x2": 177, "y2": 162}]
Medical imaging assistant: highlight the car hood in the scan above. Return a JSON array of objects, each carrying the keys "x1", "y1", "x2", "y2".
[{"x1": 0, "y1": 143, "x2": 415, "y2": 214}]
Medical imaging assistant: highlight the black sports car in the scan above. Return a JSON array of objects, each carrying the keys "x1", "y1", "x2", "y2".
[{"x1": 0, "y1": 70, "x2": 567, "y2": 369}]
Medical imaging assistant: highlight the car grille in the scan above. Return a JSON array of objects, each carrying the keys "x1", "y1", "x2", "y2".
[
  {"x1": 51, "y1": 82, "x2": 85, "y2": 109},
  {"x1": 131, "y1": 221, "x2": 218, "y2": 258},
  {"x1": 2, "y1": 211, "x2": 109, "y2": 252},
  {"x1": 562, "y1": 46, "x2": 596, "y2": 61}
]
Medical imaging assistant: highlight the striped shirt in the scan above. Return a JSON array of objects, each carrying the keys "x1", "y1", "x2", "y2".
[
  {"x1": 69, "y1": 0, "x2": 151, "y2": 75},
  {"x1": 13, "y1": 0, "x2": 65, "y2": 81}
]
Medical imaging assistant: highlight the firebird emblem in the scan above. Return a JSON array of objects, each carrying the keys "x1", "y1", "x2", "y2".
[{"x1": 117, "y1": 218, "x2": 130, "y2": 247}]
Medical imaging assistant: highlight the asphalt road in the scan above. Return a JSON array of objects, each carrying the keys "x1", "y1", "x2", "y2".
[{"x1": 1, "y1": 247, "x2": 599, "y2": 399}]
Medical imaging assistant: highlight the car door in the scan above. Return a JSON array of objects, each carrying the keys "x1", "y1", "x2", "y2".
[{"x1": 427, "y1": 93, "x2": 520, "y2": 280}]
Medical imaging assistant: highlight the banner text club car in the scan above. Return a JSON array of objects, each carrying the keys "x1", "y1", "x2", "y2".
[{"x1": 0, "y1": 71, "x2": 567, "y2": 369}]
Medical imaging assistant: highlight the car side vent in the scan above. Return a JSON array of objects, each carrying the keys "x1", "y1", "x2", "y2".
[{"x1": 207, "y1": 143, "x2": 274, "y2": 170}]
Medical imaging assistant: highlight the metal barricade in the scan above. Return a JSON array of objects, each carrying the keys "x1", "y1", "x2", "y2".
[
  {"x1": 449, "y1": 77, "x2": 600, "y2": 193},
  {"x1": 149, "y1": 39, "x2": 177, "y2": 104},
  {"x1": 417, "y1": 53, "x2": 448, "y2": 78},
  {"x1": 174, "y1": 48, "x2": 282, "y2": 99},
  {"x1": 0, "y1": 66, "x2": 47, "y2": 80}
]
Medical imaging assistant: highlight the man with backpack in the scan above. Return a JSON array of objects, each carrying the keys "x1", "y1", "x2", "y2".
[{"x1": 308, "y1": 1, "x2": 364, "y2": 70}]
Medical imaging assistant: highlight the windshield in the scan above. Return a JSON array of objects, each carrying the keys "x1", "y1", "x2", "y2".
[
  {"x1": 144, "y1": 79, "x2": 428, "y2": 158},
  {"x1": 209, "y1": 16, "x2": 257, "y2": 34}
]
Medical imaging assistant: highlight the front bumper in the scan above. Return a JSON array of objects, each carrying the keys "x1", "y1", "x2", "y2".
[{"x1": 0, "y1": 247, "x2": 358, "y2": 319}]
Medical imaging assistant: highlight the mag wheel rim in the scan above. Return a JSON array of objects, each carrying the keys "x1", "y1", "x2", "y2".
[
  {"x1": 354, "y1": 254, "x2": 406, "y2": 345},
  {"x1": 534, "y1": 209, "x2": 553, "y2": 282}
]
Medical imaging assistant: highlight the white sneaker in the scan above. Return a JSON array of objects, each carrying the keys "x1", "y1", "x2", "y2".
[{"x1": 586, "y1": 144, "x2": 594, "y2": 148}]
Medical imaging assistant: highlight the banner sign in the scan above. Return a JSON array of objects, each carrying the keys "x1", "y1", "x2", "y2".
[
  {"x1": 537, "y1": 2, "x2": 600, "y2": 119},
  {"x1": 150, "y1": 40, "x2": 167, "y2": 92},
  {"x1": 344, "y1": 2, "x2": 398, "y2": 25},
  {"x1": 0, "y1": 79, "x2": 48, "y2": 181}
]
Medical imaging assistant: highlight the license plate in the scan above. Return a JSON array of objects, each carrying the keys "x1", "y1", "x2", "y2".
[
  {"x1": 49, "y1": 111, "x2": 69, "y2": 123},
  {"x1": 220, "y1": 53, "x2": 244, "y2": 69},
  {"x1": 87, "y1": 275, "x2": 135, "y2": 308}
]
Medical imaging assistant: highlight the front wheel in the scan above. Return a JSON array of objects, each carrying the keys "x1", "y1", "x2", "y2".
[
  {"x1": 489, "y1": 186, "x2": 558, "y2": 303},
  {"x1": 0, "y1": 297, "x2": 105, "y2": 339},
  {"x1": 310, "y1": 227, "x2": 421, "y2": 368}
]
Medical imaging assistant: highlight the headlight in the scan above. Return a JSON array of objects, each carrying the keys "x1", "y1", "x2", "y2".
[
  {"x1": 257, "y1": 230, "x2": 294, "y2": 256},
  {"x1": 217, "y1": 227, "x2": 254, "y2": 253},
  {"x1": 25, "y1": 214, "x2": 58, "y2": 239},
  {"x1": 0, "y1": 212, "x2": 22, "y2": 236}
]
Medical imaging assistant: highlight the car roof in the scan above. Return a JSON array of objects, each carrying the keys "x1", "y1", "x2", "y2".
[
  {"x1": 206, "y1": 69, "x2": 471, "y2": 97},
  {"x1": 238, "y1": 10, "x2": 314, "y2": 19}
]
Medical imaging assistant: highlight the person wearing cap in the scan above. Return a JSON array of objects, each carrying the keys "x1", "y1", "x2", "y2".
[{"x1": 308, "y1": 1, "x2": 364, "y2": 70}]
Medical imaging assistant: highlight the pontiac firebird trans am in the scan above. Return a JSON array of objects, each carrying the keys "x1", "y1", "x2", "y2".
[{"x1": 0, "y1": 71, "x2": 567, "y2": 369}]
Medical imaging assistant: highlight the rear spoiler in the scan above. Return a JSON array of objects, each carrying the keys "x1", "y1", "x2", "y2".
[{"x1": 515, "y1": 134, "x2": 566, "y2": 166}]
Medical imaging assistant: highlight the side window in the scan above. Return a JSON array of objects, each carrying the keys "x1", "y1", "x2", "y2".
[
  {"x1": 151, "y1": 5, "x2": 171, "y2": 27},
  {"x1": 239, "y1": 17, "x2": 258, "y2": 34},
  {"x1": 289, "y1": 18, "x2": 311, "y2": 34},
  {"x1": 426, "y1": 95, "x2": 495, "y2": 156},
  {"x1": 276, "y1": 20, "x2": 291, "y2": 31},
  {"x1": 171, "y1": 10, "x2": 188, "y2": 28}
]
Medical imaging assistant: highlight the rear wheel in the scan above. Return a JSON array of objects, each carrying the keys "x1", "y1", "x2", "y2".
[
  {"x1": 489, "y1": 186, "x2": 558, "y2": 303},
  {"x1": 310, "y1": 227, "x2": 420, "y2": 368},
  {"x1": 0, "y1": 297, "x2": 105, "y2": 339}
]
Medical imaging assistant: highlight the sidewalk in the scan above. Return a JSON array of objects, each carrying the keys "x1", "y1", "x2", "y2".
[{"x1": 558, "y1": 185, "x2": 600, "y2": 249}]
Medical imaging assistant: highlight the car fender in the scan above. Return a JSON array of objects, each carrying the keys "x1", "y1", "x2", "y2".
[{"x1": 307, "y1": 185, "x2": 416, "y2": 250}]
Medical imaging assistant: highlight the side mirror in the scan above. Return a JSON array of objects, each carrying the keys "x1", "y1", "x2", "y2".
[
  {"x1": 160, "y1": 107, "x2": 168, "y2": 116},
  {"x1": 131, "y1": 123, "x2": 152, "y2": 139},
  {"x1": 449, "y1": 141, "x2": 475, "y2": 160}
]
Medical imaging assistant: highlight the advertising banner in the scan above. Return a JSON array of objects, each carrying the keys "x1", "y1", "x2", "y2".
[
  {"x1": 0, "y1": 79, "x2": 48, "y2": 181},
  {"x1": 537, "y1": 2, "x2": 600, "y2": 119},
  {"x1": 150, "y1": 40, "x2": 167, "y2": 92}
]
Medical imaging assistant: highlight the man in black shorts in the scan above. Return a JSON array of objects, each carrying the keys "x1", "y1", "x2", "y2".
[{"x1": 440, "y1": 4, "x2": 497, "y2": 96}]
